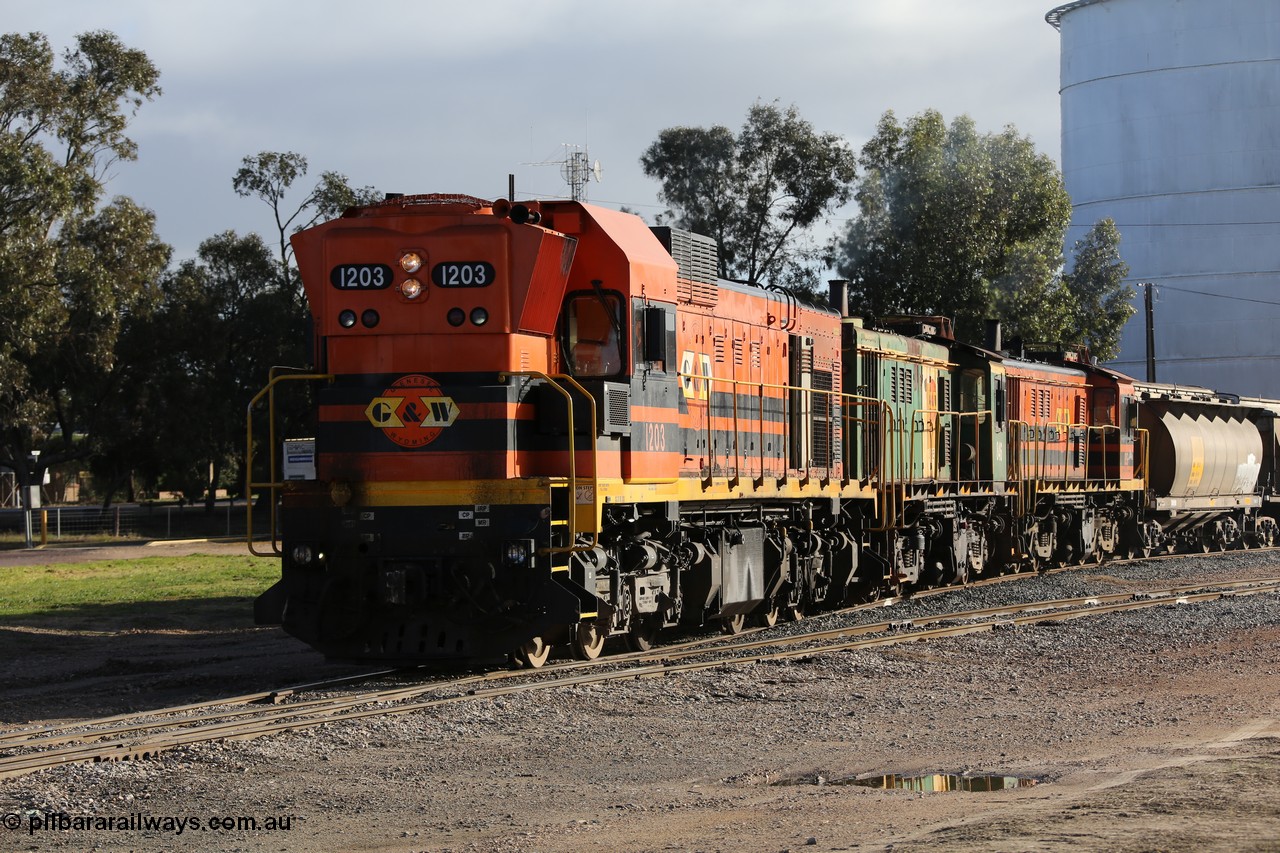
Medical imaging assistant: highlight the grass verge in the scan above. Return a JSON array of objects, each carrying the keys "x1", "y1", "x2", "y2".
[{"x1": 0, "y1": 554, "x2": 280, "y2": 633}]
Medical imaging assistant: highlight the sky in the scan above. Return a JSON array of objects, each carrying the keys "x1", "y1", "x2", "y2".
[{"x1": 6, "y1": 0, "x2": 1068, "y2": 262}]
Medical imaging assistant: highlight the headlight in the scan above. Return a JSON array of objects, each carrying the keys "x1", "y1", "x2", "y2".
[
  {"x1": 399, "y1": 252, "x2": 423, "y2": 273},
  {"x1": 504, "y1": 541, "x2": 530, "y2": 566},
  {"x1": 399, "y1": 278, "x2": 423, "y2": 299},
  {"x1": 291, "y1": 545, "x2": 314, "y2": 566}
]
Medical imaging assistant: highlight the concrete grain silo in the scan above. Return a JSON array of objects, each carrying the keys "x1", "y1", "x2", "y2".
[{"x1": 1047, "y1": 0, "x2": 1280, "y2": 396}]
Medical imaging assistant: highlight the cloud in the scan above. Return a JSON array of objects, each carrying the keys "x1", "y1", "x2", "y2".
[{"x1": 6, "y1": 0, "x2": 1066, "y2": 259}]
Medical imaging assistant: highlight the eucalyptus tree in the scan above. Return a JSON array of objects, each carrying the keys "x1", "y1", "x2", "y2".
[
  {"x1": 146, "y1": 231, "x2": 303, "y2": 509},
  {"x1": 0, "y1": 30, "x2": 167, "y2": 494},
  {"x1": 1063, "y1": 218, "x2": 1132, "y2": 361},
  {"x1": 642, "y1": 101, "x2": 857, "y2": 291},
  {"x1": 836, "y1": 109, "x2": 1130, "y2": 356},
  {"x1": 233, "y1": 151, "x2": 380, "y2": 299}
]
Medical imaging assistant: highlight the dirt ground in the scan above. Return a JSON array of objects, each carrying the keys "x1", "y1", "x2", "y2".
[{"x1": 1, "y1": 542, "x2": 1278, "y2": 852}]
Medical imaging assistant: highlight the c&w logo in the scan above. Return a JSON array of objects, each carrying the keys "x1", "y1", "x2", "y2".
[{"x1": 364, "y1": 374, "x2": 459, "y2": 448}]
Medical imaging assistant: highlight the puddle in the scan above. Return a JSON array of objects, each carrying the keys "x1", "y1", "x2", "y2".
[
  {"x1": 771, "y1": 772, "x2": 1039, "y2": 792},
  {"x1": 848, "y1": 773, "x2": 1039, "y2": 792}
]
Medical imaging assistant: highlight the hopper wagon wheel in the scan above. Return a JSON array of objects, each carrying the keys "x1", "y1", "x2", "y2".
[
  {"x1": 785, "y1": 604, "x2": 805, "y2": 622},
  {"x1": 850, "y1": 580, "x2": 882, "y2": 605},
  {"x1": 1127, "y1": 542, "x2": 1153, "y2": 560},
  {"x1": 1090, "y1": 533, "x2": 1106, "y2": 565},
  {"x1": 718, "y1": 613, "x2": 747, "y2": 635},
  {"x1": 1199, "y1": 530, "x2": 1213, "y2": 554},
  {"x1": 514, "y1": 636, "x2": 552, "y2": 669},
  {"x1": 571, "y1": 622, "x2": 606, "y2": 661},
  {"x1": 755, "y1": 603, "x2": 781, "y2": 628},
  {"x1": 626, "y1": 616, "x2": 661, "y2": 652}
]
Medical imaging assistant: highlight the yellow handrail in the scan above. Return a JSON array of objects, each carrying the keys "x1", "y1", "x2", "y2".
[
  {"x1": 245, "y1": 369, "x2": 334, "y2": 557},
  {"x1": 499, "y1": 371, "x2": 600, "y2": 554}
]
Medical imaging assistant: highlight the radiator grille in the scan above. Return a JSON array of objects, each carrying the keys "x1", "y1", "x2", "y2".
[{"x1": 652, "y1": 226, "x2": 719, "y2": 307}]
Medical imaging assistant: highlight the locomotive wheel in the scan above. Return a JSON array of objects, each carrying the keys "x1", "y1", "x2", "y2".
[
  {"x1": 718, "y1": 613, "x2": 747, "y2": 635},
  {"x1": 514, "y1": 636, "x2": 552, "y2": 668},
  {"x1": 570, "y1": 622, "x2": 606, "y2": 660}
]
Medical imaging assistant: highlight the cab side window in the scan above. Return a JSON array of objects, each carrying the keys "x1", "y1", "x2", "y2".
[
  {"x1": 1092, "y1": 388, "x2": 1116, "y2": 426},
  {"x1": 565, "y1": 292, "x2": 623, "y2": 377}
]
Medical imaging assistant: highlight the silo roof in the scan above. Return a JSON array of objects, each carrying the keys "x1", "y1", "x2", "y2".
[{"x1": 1045, "y1": 0, "x2": 1112, "y2": 29}]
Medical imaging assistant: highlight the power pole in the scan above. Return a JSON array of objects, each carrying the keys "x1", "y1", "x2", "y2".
[{"x1": 1143, "y1": 282, "x2": 1156, "y2": 382}]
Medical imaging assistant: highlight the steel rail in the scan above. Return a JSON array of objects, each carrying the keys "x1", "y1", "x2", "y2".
[
  {"x1": 6, "y1": 544, "x2": 1277, "y2": 753},
  {"x1": 3, "y1": 575, "x2": 1277, "y2": 780}
]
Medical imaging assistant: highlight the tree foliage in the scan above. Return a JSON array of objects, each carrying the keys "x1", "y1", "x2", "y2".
[
  {"x1": 1063, "y1": 218, "x2": 1132, "y2": 361},
  {"x1": 0, "y1": 30, "x2": 165, "y2": 491},
  {"x1": 641, "y1": 101, "x2": 857, "y2": 290},
  {"x1": 836, "y1": 109, "x2": 1073, "y2": 342},
  {"x1": 143, "y1": 231, "x2": 306, "y2": 507},
  {"x1": 234, "y1": 151, "x2": 379, "y2": 295},
  {"x1": 836, "y1": 109, "x2": 1132, "y2": 356}
]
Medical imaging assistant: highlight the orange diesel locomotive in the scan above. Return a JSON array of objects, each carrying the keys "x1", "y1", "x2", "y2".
[{"x1": 249, "y1": 194, "x2": 1278, "y2": 666}]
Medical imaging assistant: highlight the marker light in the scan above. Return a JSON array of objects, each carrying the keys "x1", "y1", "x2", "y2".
[
  {"x1": 400, "y1": 252, "x2": 423, "y2": 273},
  {"x1": 329, "y1": 481, "x2": 352, "y2": 506},
  {"x1": 362, "y1": 309, "x2": 380, "y2": 328},
  {"x1": 447, "y1": 308, "x2": 465, "y2": 327},
  {"x1": 470, "y1": 307, "x2": 489, "y2": 326},
  {"x1": 338, "y1": 309, "x2": 357, "y2": 328},
  {"x1": 399, "y1": 278, "x2": 423, "y2": 299}
]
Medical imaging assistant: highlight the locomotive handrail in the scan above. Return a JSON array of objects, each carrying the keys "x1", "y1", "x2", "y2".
[
  {"x1": 498, "y1": 371, "x2": 600, "y2": 555},
  {"x1": 245, "y1": 369, "x2": 335, "y2": 557},
  {"x1": 1008, "y1": 419, "x2": 1033, "y2": 518},
  {"x1": 866, "y1": 407, "x2": 908, "y2": 532},
  {"x1": 694, "y1": 374, "x2": 885, "y2": 494},
  {"x1": 686, "y1": 370, "x2": 983, "y2": 534},
  {"x1": 1009, "y1": 418, "x2": 1075, "y2": 499},
  {"x1": 838, "y1": 396, "x2": 883, "y2": 488},
  {"x1": 914, "y1": 409, "x2": 989, "y2": 491},
  {"x1": 1135, "y1": 428, "x2": 1150, "y2": 493},
  {"x1": 1082, "y1": 423, "x2": 1120, "y2": 490}
]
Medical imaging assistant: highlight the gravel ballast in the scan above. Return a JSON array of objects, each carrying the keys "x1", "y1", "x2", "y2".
[{"x1": 2, "y1": 548, "x2": 1278, "y2": 852}]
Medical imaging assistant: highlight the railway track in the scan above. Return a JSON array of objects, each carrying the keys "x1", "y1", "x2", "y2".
[{"x1": 3, "y1": 564, "x2": 1278, "y2": 781}]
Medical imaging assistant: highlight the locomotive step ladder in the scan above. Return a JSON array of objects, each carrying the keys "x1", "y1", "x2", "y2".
[{"x1": 500, "y1": 370, "x2": 603, "y2": 618}]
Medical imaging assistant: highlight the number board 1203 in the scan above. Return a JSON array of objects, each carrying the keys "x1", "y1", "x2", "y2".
[
  {"x1": 330, "y1": 264, "x2": 394, "y2": 290},
  {"x1": 432, "y1": 261, "x2": 495, "y2": 288}
]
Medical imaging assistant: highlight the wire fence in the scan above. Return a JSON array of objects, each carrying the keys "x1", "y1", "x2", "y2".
[{"x1": 0, "y1": 501, "x2": 263, "y2": 546}]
